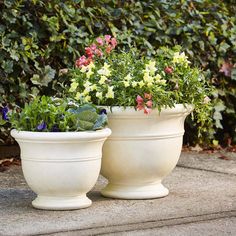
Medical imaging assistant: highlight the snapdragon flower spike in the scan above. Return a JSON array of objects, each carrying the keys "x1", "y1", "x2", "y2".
[
  {"x1": 144, "y1": 93, "x2": 152, "y2": 100},
  {"x1": 36, "y1": 121, "x2": 47, "y2": 131},
  {"x1": 75, "y1": 55, "x2": 92, "y2": 68},
  {"x1": 105, "y1": 35, "x2": 112, "y2": 44},
  {"x1": 96, "y1": 37, "x2": 104, "y2": 46},
  {"x1": 146, "y1": 100, "x2": 153, "y2": 108},
  {"x1": 136, "y1": 94, "x2": 153, "y2": 114},
  {"x1": 136, "y1": 95, "x2": 144, "y2": 104},
  {"x1": 85, "y1": 47, "x2": 94, "y2": 58},
  {"x1": 2, "y1": 106, "x2": 9, "y2": 121}
]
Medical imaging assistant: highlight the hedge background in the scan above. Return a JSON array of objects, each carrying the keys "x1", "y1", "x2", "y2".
[{"x1": 0, "y1": 0, "x2": 236, "y2": 145}]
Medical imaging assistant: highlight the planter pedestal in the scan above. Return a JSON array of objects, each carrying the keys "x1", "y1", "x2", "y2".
[
  {"x1": 32, "y1": 195, "x2": 92, "y2": 210},
  {"x1": 101, "y1": 183, "x2": 169, "y2": 200}
]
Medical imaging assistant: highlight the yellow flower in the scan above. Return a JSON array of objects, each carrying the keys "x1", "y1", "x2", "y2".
[
  {"x1": 96, "y1": 91, "x2": 103, "y2": 100},
  {"x1": 83, "y1": 95, "x2": 91, "y2": 103},
  {"x1": 80, "y1": 66, "x2": 87, "y2": 73},
  {"x1": 154, "y1": 74, "x2": 162, "y2": 81},
  {"x1": 84, "y1": 80, "x2": 92, "y2": 88},
  {"x1": 124, "y1": 73, "x2": 132, "y2": 81},
  {"x1": 91, "y1": 84, "x2": 97, "y2": 91},
  {"x1": 98, "y1": 62, "x2": 111, "y2": 77},
  {"x1": 86, "y1": 70, "x2": 94, "y2": 79},
  {"x1": 75, "y1": 92, "x2": 81, "y2": 100},
  {"x1": 172, "y1": 52, "x2": 190, "y2": 65},
  {"x1": 69, "y1": 82, "x2": 78, "y2": 92},
  {"x1": 106, "y1": 86, "x2": 114, "y2": 99},
  {"x1": 138, "y1": 81, "x2": 145, "y2": 88},
  {"x1": 87, "y1": 62, "x2": 95, "y2": 70},
  {"x1": 99, "y1": 75, "x2": 107, "y2": 85},
  {"x1": 132, "y1": 81, "x2": 138, "y2": 87},
  {"x1": 143, "y1": 72, "x2": 154, "y2": 84},
  {"x1": 146, "y1": 60, "x2": 157, "y2": 75},
  {"x1": 123, "y1": 81, "x2": 130, "y2": 87}
]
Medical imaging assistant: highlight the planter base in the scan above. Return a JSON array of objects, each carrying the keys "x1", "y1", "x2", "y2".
[
  {"x1": 101, "y1": 183, "x2": 169, "y2": 199},
  {"x1": 32, "y1": 195, "x2": 92, "y2": 210}
]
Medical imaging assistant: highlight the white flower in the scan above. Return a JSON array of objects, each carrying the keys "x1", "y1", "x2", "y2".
[
  {"x1": 106, "y1": 86, "x2": 114, "y2": 99},
  {"x1": 145, "y1": 60, "x2": 157, "y2": 75}
]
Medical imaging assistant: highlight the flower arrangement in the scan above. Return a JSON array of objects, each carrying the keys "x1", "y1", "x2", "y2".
[
  {"x1": 8, "y1": 96, "x2": 108, "y2": 132},
  {"x1": 67, "y1": 35, "x2": 212, "y2": 134}
]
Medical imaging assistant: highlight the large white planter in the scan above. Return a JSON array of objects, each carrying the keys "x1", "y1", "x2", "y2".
[
  {"x1": 101, "y1": 105, "x2": 193, "y2": 199},
  {"x1": 11, "y1": 128, "x2": 111, "y2": 210}
]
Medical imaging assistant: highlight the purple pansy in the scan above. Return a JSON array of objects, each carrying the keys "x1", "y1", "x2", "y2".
[
  {"x1": 99, "y1": 109, "x2": 107, "y2": 115},
  {"x1": 36, "y1": 121, "x2": 47, "y2": 131},
  {"x1": 51, "y1": 125, "x2": 60, "y2": 132},
  {"x1": 2, "y1": 106, "x2": 9, "y2": 121}
]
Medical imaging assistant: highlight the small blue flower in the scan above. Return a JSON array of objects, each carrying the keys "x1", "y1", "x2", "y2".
[
  {"x1": 2, "y1": 106, "x2": 9, "y2": 121},
  {"x1": 51, "y1": 125, "x2": 60, "y2": 132},
  {"x1": 36, "y1": 121, "x2": 47, "y2": 131},
  {"x1": 99, "y1": 109, "x2": 107, "y2": 115}
]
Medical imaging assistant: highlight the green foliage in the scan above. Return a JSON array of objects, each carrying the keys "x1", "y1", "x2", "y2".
[
  {"x1": 0, "y1": 0, "x2": 235, "y2": 145},
  {"x1": 9, "y1": 96, "x2": 108, "y2": 132}
]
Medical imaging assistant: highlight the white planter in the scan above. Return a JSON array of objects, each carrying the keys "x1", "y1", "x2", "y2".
[
  {"x1": 11, "y1": 128, "x2": 111, "y2": 210},
  {"x1": 101, "y1": 105, "x2": 193, "y2": 199}
]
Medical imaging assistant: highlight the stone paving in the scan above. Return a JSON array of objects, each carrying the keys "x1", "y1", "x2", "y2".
[{"x1": 0, "y1": 151, "x2": 235, "y2": 236}]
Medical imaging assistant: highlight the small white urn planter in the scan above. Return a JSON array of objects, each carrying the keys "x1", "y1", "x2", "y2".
[
  {"x1": 101, "y1": 105, "x2": 193, "y2": 199},
  {"x1": 11, "y1": 128, "x2": 111, "y2": 210}
]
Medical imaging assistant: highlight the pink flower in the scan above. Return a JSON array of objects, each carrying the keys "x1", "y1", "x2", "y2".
[
  {"x1": 111, "y1": 37, "x2": 117, "y2": 48},
  {"x1": 75, "y1": 55, "x2": 87, "y2": 67},
  {"x1": 146, "y1": 100, "x2": 153, "y2": 108},
  {"x1": 164, "y1": 66, "x2": 173, "y2": 74},
  {"x1": 95, "y1": 49, "x2": 103, "y2": 57},
  {"x1": 136, "y1": 95, "x2": 144, "y2": 104},
  {"x1": 75, "y1": 55, "x2": 92, "y2": 67},
  {"x1": 106, "y1": 45, "x2": 113, "y2": 54},
  {"x1": 105, "y1": 35, "x2": 112, "y2": 44},
  {"x1": 96, "y1": 37, "x2": 104, "y2": 46},
  {"x1": 90, "y1": 43, "x2": 97, "y2": 51},
  {"x1": 144, "y1": 93, "x2": 152, "y2": 100},
  {"x1": 144, "y1": 108, "x2": 152, "y2": 114},
  {"x1": 136, "y1": 104, "x2": 144, "y2": 111},
  {"x1": 85, "y1": 47, "x2": 94, "y2": 58}
]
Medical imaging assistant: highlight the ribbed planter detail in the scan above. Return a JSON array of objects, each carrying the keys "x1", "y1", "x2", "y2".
[
  {"x1": 11, "y1": 128, "x2": 111, "y2": 210},
  {"x1": 101, "y1": 105, "x2": 193, "y2": 199}
]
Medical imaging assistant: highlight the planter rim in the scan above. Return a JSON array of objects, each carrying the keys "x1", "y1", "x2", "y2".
[
  {"x1": 103, "y1": 104, "x2": 194, "y2": 116},
  {"x1": 11, "y1": 128, "x2": 111, "y2": 141}
]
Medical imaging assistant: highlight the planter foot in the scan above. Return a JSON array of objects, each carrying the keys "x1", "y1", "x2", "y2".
[
  {"x1": 101, "y1": 183, "x2": 169, "y2": 199},
  {"x1": 32, "y1": 195, "x2": 92, "y2": 210}
]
